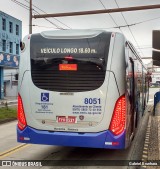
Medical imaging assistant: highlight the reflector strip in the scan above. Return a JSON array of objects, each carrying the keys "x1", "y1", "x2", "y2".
[
  {"x1": 105, "y1": 142, "x2": 112, "y2": 145},
  {"x1": 24, "y1": 137, "x2": 30, "y2": 141},
  {"x1": 105, "y1": 142, "x2": 119, "y2": 146}
]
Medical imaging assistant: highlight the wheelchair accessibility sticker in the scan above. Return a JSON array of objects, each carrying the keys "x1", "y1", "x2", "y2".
[
  {"x1": 34, "y1": 93, "x2": 53, "y2": 114},
  {"x1": 41, "y1": 93, "x2": 49, "y2": 102}
]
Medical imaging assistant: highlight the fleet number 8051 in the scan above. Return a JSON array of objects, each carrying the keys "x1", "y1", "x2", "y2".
[{"x1": 84, "y1": 98, "x2": 101, "y2": 104}]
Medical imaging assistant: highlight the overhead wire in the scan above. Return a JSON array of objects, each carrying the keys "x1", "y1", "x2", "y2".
[
  {"x1": 93, "y1": 14, "x2": 160, "y2": 29},
  {"x1": 11, "y1": 0, "x2": 29, "y2": 10},
  {"x1": 32, "y1": 24, "x2": 60, "y2": 29},
  {"x1": 30, "y1": 1, "x2": 160, "y2": 30},
  {"x1": 33, "y1": 10, "x2": 64, "y2": 30},
  {"x1": 10, "y1": 0, "x2": 64, "y2": 30},
  {"x1": 23, "y1": 0, "x2": 71, "y2": 29},
  {"x1": 98, "y1": 0, "x2": 123, "y2": 34},
  {"x1": 32, "y1": 12, "x2": 160, "y2": 31},
  {"x1": 11, "y1": 0, "x2": 61, "y2": 29},
  {"x1": 28, "y1": 13, "x2": 160, "y2": 32},
  {"x1": 10, "y1": 0, "x2": 160, "y2": 51},
  {"x1": 114, "y1": 0, "x2": 145, "y2": 57},
  {"x1": 10, "y1": 0, "x2": 160, "y2": 30},
  {"x1": 133, "y1": 15, "x2": 160, "y2": 25}
]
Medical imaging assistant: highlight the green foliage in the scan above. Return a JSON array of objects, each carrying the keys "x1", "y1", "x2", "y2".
[{"x1": 0, "y1": 107, "x2": 17, "y2": 120}]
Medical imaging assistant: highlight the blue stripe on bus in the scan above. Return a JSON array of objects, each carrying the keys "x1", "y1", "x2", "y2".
[{"x1": 17, "y1": 126, "x2": 125, "y2": 149}]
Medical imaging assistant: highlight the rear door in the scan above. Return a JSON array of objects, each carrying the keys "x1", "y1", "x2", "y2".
[{"x1": 126, "y1": 58, "x2": 135, "y2": 139}]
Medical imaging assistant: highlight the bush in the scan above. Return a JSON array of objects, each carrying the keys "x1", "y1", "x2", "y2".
[{"x1": 0, "y1": 107, "x2": 17, "y2": 121}]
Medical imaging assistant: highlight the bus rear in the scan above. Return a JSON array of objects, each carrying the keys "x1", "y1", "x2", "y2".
[{"x1": 17, "y1": 30, "x2": 126, "y2": 149}]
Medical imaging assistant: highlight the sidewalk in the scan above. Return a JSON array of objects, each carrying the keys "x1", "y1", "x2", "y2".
[
  {"x1": 0, "y1": 96, "x2": 17, "y2": 108},
  {"x1": 1, "y1": 96, "x2": 17, "y2": 101},
  {"x1": 141, "y1": 103, "x2": 160, "y2": 169}
]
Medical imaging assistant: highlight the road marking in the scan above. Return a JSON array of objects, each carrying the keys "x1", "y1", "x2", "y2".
[
  {"x1": 144, "y1": 147, "x2": 148, "y2": 150},
  {"x1": 143, "y1": 151, "x2": 147, "y2": 154},
  {"x1": 0, "y1": 144, "x2": 30, "y2": 159},
  {"x1": 142, "y1": 154, "x2": 147, "y2": 158},
  {"x1": 144, "y1": 144, "x2": 148, "y2": 147}
]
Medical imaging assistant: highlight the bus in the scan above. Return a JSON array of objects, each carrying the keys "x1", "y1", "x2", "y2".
[{"x1": 17, "y1": 29, "x2": 149, "y2": 149}]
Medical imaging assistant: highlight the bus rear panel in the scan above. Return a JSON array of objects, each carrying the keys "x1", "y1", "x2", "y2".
[{"x1": 17, "y1": 30, "x2": 129, "y2": 149}]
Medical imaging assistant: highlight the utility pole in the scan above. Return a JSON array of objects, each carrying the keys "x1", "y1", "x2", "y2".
[
  {"x1": 29, "y1": 0, "x2": 32, "y2": 34},
  {"x1": 33, "y1": 4, "x2": 160, "y2": 19}
]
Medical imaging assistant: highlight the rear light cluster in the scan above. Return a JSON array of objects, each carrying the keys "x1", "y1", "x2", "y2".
[
  {"x1": 109, "y1": 95, "x2": 126, "y2": 136},
  {"x1": 18, "y1": 94, "x2": 27, "y2": 130}
]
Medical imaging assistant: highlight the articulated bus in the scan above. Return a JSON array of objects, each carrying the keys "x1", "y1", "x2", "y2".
[{"x1": 17, "y1": 29, "x2": 149, "y2": 149}]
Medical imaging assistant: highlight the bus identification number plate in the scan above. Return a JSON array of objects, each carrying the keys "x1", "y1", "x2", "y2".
[{"x1": 59, "y1": 64, "x2": 77, "y2": 71}]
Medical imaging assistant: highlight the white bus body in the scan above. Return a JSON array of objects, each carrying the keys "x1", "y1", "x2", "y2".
[{"x1": 17, "y1": 30, "x2": 149, "y2": 149}]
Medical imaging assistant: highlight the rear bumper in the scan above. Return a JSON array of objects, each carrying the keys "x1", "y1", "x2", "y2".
[{"x1": 17, "y1": 126, "x2": 126, "y2": 149}]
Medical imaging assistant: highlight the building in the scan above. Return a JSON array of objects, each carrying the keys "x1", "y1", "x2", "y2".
[
  {"x1": 0, "y1": 11, "x2": 22, "y2": 99},
  {"x1": 151, "y1": 72, "x2": 160, "y2": 84},
  {"x1": 145, "y1": 61, "x2": 160, "y2": 84}
]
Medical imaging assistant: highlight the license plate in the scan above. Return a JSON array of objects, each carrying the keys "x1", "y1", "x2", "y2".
[
  {"x1": 68, "y1": 116, "x2": 76, "y2": 123},
  {"x1": 57, "y1": 116, "x2": 66, "y2": 123},
  {"x1": 57, "y1": 116, "x2": 76, "y2": 123}
]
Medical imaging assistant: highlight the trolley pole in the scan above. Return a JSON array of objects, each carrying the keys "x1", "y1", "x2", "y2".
[{"x1": 29, "y1": 0, "x2": 32, "y2": 34}]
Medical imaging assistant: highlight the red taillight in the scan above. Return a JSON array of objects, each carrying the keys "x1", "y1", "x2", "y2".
[
  {"x1": 109, "y1": 95, "x2": 126, "y2": 136},
  {"x1": 18, "y1": 94, "x2": 27, "y2": 130}
]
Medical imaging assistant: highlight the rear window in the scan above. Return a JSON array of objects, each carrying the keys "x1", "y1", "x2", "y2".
[{"x1": 30, "y1": 32, "x2": 111, "y2": 92}]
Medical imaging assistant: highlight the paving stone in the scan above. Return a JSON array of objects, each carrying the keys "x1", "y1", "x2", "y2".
[{"x1": 148, "y1": 117, "x2": 159, "y2": 160}]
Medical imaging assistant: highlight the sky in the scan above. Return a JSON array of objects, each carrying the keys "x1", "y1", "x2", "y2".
[{"x1": 1, "y1": 0, "x2": 160, "y2": 64}]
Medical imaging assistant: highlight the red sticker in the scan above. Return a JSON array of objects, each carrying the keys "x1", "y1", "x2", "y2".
[
  {"x1": 68, "y1": 116, "x2": 76, "y2": 123},
  {"x1": 57, "y1": 116, "x2": 66, "y2": 123}
]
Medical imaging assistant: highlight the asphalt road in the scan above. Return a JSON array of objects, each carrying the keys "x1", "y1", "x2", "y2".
[{"x1": 0, "y1": 88, "x2": 159, "y2": 169}]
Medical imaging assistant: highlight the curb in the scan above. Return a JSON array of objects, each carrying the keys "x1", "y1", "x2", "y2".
[
  {"x1": 141, "y1": 116, "x2": 151, "y2": 168},
  {"x1": 141, "y1": 105, "x2": 160, "y2": 169},
  {"x1": 0, "y1": 101, "x2": 17, "y2": 108},
  {"x1": 128, "y1": 105, "x2": 152, "y2": 169},
  {"x1": 0, "y1": 118, "x2": 17, "y2": 125}
]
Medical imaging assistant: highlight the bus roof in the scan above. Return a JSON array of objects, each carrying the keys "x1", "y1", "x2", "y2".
[{"x1": 40, "y1": 29, "x2": 112, "y2": 39}]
